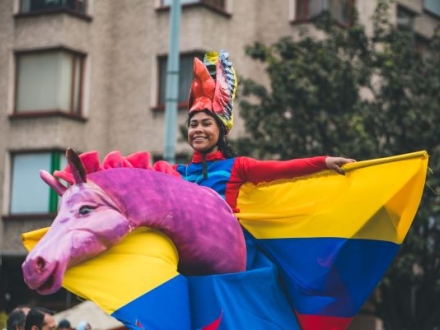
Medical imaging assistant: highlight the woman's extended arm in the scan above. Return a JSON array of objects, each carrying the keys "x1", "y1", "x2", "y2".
[{"x1": 236, "y1": 156, "x2": 355, "y2": 184}]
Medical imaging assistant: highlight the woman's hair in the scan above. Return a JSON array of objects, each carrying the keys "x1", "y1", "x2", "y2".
[{"x1": 188, "y1": 110, "x2": 237, "y2": 158}]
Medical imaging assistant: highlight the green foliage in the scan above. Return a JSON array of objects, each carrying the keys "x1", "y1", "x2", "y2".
[{"x1": 236, "y1": 0, "x2": 440, "y2": 328}]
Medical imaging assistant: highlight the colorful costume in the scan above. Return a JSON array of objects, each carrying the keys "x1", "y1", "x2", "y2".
[
  {"x1": 177, "y1": 49, "x2": 345, "y2": 328},
  {"x1": 174, "y1": 50, "x2": 428, "y2": 329},
  {"x1": 174, "y1": 151, "x2": 331, "y2": 329}
]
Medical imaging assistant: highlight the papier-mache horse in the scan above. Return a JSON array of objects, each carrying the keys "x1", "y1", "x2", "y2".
[{"x1": 22, "y1": 148, "x2": 246, "y2": 295}]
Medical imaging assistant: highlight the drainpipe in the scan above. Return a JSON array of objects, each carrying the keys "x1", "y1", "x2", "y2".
[{"x1": 163, "y1": 0, "x2": 182, "y2": 164}]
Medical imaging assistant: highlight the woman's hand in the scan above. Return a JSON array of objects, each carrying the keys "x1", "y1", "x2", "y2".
[{"x1": 325, "y1": 156, "x2": 356, "y2": 175}]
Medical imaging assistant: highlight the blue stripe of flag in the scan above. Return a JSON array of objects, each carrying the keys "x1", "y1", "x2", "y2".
[
  {"x1": 111, "y1": 275, "x2": 190, "y2": 330},
  {"x1": 257, "y1": 237, "x2": 399, "y2": 317}
]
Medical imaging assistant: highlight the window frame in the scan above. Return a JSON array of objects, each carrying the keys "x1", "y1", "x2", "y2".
[
  {"x1": 153, "y1": 51, "x2": 205, "y2": 112},
  {"x1": 8, "y1": 149, "x2": 68, "y2": 216},
  {"x1": 12, "y1": 46, "x2": 86, "y2": 120}
]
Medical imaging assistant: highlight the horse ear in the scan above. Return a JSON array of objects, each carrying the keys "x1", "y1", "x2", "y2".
[
  {"x1": 66, "y1": 148, "x2": 87, "y2": 184},
  {"x1": 40, "y1": 170, "x2": 67, "y2": 196}
]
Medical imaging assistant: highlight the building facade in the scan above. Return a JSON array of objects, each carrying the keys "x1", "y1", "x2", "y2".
[{"x1": 0, "y1": 0, "x2": 439, "y2": 326}]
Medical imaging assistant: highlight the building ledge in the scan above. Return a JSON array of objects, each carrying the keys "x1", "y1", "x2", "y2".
[{"x1": 9, "y1": 111, "x2": 88, "y2": 122}]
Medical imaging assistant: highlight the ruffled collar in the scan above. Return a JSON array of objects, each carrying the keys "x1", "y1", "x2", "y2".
[{"x1": 191, "y1": 150, "x2": 226, "y2": 163}]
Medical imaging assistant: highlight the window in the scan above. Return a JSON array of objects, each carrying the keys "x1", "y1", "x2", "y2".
[
  {"x1": 397, "y1": 6, "x2": 416, "y2": 31},
  {"x1": 295, "y1": 0, "x2": 354, "y2": 25},
  {"x1": 20, "y1": 0, "x2": 87, "y2": 14},
  {"x1": 15, "y1": 49, "x2": 84, "y2": 115},
  {"x1": 424, "y1": 0, "x2": 440, "y2": 17},
  {"x1": 10, "y1": 152, "x2": 67, "y2": 214},
  {"x1": 157, "y1": 53, "x2": 203, "y2": 109},
  {"x1": 161, "y1": 0, "x2": 226, "y2": 11}
]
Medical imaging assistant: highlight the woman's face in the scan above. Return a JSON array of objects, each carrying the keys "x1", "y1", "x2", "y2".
[{"x1": 188, "y1": 111, "x2": 220, "y2": 153}]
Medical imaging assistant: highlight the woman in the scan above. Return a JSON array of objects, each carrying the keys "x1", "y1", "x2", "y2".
[
  {"x1": 170, "y1": 50, "x2": 355, "y2": 329},
  {"x1": 174, "y1": 50, "x2": 355, "y2": 214}
]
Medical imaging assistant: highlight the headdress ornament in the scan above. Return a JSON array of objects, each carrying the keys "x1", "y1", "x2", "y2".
[{"x1": 188, "y1": 50, "x2": 237, "y2": 132}]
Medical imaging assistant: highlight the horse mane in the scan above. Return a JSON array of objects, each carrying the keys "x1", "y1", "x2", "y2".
[{"x1": 53, "y1": 150, "x2": 180, "y2": 184}]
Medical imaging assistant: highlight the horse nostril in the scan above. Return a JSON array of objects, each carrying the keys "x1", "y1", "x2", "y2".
[{"x1": 36, "y1": 257, "x2": 46, "y2": 271}]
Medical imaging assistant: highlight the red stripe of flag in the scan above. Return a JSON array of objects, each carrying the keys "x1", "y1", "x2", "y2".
[
  {"x1": 201, "y1": 311, "x2": 223, "y2": 330},
  {"x1": 296, "y1": 313, "x2": 353, "y2": 330}
]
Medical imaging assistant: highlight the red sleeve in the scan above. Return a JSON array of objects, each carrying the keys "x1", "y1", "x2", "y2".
[
  {"x1": 226, "y1": 156, "x2": 328, "y2": 213},
  {"x1": 234, "y1": 156, "x2": 328, "y2": 184}
]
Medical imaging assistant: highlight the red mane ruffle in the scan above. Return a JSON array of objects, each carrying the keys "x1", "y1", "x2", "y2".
[{"x1": 54, "y1": 150, "x2": 181, "y2": 184}]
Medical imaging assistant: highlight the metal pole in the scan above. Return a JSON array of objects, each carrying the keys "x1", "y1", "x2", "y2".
[{"x1": 163, "y1": 0, "x2": 181, "y2": 164}]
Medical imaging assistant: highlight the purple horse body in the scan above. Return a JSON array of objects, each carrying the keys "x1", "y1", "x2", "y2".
[{"x1": 22, "y1": 149, "x2": 246, "y2": 295}]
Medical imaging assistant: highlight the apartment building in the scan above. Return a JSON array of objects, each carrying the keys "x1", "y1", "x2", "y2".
[{"x1": 0, "y1": 0, "x2": 438, "y2": 326}]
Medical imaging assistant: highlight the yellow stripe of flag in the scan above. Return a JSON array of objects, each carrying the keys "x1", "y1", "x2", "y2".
[
  {"x1": 22, "y1": 227, "x2": 180, "y2": 314},
  {"x1": 238, "y1": 151, "x2": 428, "y2": 244}
]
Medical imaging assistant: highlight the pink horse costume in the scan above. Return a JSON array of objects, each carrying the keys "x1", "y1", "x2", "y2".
[{"x1": 22, "y1": 50, "x2": 429, "y2": 330}]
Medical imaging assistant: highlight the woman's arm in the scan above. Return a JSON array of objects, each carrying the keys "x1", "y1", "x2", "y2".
[{"x1": 237, "y1": 156, "x2": 355, "y2": 184}]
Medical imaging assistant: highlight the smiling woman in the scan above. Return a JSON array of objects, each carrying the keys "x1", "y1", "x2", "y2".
[
  {"x1": 188, "y1": 112, "x2": 220, "y2": 153},
  {"x1": 172, "y1": 50, "x2": 354, "y2": 210},
  {"x1": 165, "y1": 50, "x2": 357, "y2": 328}
]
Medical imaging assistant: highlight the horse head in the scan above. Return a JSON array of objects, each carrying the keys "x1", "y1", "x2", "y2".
[{"x1": 22, "y1": 149, "x2": 246, "y2": 295}]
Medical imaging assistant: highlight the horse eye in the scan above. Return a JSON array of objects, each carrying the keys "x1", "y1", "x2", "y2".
[{"x1": 79, "y1": 206, "x2": 94, "y2": 215}]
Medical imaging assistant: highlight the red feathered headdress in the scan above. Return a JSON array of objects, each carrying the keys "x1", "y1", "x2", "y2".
[{"x1": 188, "y1": 50, "x2": 237, "y2": 132}]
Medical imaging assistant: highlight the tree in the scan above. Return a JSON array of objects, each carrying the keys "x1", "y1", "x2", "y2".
[{"x1": 236, "y1": 0, "x2": 440, "y2": 328}]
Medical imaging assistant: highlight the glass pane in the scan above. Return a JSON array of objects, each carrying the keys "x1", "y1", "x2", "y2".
[
  {"x1": 178, "y1": 56, "x2": 195, "y2": 103},
  {"x1": 30, "y1": 0, "x2": 63, "y2": 11},
  {"x1": 425, "y1": 0, "x2": 440, "y2": 16},
  {"x1": 21, "y1": 0, "x2": 31, "y2": 12},
  {"x1": 72, "y1": 56, "x2": 82, "y2": 115},
  {"x1": 66, "y1": 0, "x2": 86, "y2": 13},
  {"x1": 10, "y1": 153, "x2": 51, "y2": 214},
  {"x1": 17, "y1": 52, "x2": 60, "y2": 112},
  {"x1": 158, "y1": 54, "x2": 203, "y2": 106},
  {"x1": 59, "y1": 52, "x2": 74, "y2": 112},
  {"x1": 309, "y1": 0, "x2": 324, "y2": 18},
  {"x1": 16, "y1": 50, "x2": 81, "y2": 114},
  {"x1": 158, "y1": 57, "x2": 167, "y2": 105},
  {"x1": 162, "y1": 0, "x2": 200, "y2": 6},
  {"x1": 328, "y1": 0, "x2": 344, "y2": 23},
  {"x1": 397, "y1": 7, "x2": 415, "y2": 30},
  {"x1": 296, "y1": 0, "x2": 309, "y2": 20},
  {"x1": 22, "y1": 0, "x2": 86, "y2": 13}
]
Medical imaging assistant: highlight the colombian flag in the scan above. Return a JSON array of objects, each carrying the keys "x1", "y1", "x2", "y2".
[
  {"x1": 23, "y1": 151, "x2": 428, "y2": 330},
  {"x1": 237, "y1": 150, "x2": 428, "y2": 329}
]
